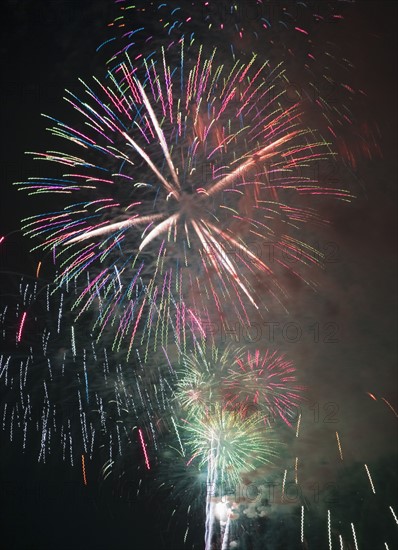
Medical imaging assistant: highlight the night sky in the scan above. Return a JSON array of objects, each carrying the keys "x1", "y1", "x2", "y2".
[{"x1": 0, "y1": 2, "x2": 397, "y2": 549}]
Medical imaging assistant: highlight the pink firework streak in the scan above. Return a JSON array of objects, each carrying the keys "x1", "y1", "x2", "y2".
[
  {"x1": 17, "y1": 311, "x2": 27, "y2": 343},
  {"x1": 138, "y1": 428, "x2": 151, "y2": 470}
]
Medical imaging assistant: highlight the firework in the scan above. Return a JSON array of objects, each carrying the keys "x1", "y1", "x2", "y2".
[
  {"x1": 181, "y1": 403, "x2": 279, "y2": 549},
  {"x1": 103, "y1": 0, "x2": 373, "y2": 168},
  {"x1": 226, "y1": 348, "x2": 304, "y2": 427},
  {"x1": 0, "y1": 275, "x2": 301, "y2": 550},
  {"x1": 104, "y1": 1, "x2": 350, "y2": 57},
  {"x1": 174, "y1": 343, "x2": 301, "y2": 483},
  {"x1": 176, "y1": 344, "x2": 303, "y2": 425},
  {"x1": 17, "y1": 40, "x2": 351, "y2": 361},
  {"x1": 175, "y1": 345, "x2": 233, "y2": 418},
  {"x1": 3, "y1": 2, "x2": 392, "y2": 549},
  {"x1": 181, "y1": 403, "x2": 279, "y2": 489},
  {"x1": 0, "y1": 274, "x2": 176, "y2": 466},
  {"x1": 174, "y1": 343, "x2": 301, "y2": 549}
]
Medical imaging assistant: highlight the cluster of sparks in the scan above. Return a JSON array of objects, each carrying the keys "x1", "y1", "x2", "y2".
[
  {"x1": 0, "y1": 1, "x2": 395, "y2": 549},
  {"x1": 105, "y1": 1, "x2": 349, "y2": 58},
  {"x1": 0, "y1": 276, "x2": 302, "y2": 548},
  {"x1": 2, "y1": 277, "x2": 396, "y2": 547},
  {"x1": 18, "y1": 39, "x2": 351, "y2": 363},
  {"x1": 104, "y1": 0, "x2": 370, "y2": 168}
]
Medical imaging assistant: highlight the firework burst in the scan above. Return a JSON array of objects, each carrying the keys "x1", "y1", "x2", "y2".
[
  {"x1": 104, "y1": 0, "x2": 371, "y2": 167},
  {"x1": 226, "y1": 348, "x2": 304, "y2": 427},
  {"x1": 173, "y1": 341, "x2": 303, "y2": 548},
  {"x1": 17, "y1": 40, "x2": 350, "y2": 361},
  {"x1": 176, "y1": 344, "x2": 304, "y2": 425},
  {"x1": 181, "y1": 403, "x2": 279, "y2": 550},
  {"x1": 181, "y1": 403, "x2": 279, "y2": 489},
  {"x1": 175, "y1": 344, "x2": 233, "y2": 418}
]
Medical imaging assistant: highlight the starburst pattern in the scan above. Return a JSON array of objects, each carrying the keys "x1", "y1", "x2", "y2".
[{"x1": 17, "y1": 41, "x2": 351, "y2": 361}]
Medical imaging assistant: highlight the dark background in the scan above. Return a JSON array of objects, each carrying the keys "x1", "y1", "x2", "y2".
[{"x1": 1, "y1": 1, "x2": 397, "y2": 549}]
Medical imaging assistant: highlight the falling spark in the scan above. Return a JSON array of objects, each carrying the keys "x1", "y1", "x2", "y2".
[
  {"x1": 17, "y1": 311, "x2": 27, "y2": 343},
  {"x1": 171, "y1": 416, "x2": 185, "y2": 457},
  {"x1": 71, "y1": 325, "x2": 76, "y2": 357},
  {"x1": 301, "y1": 505, "x2": 304, "y2": 543},
  {"x1": 328, "y1": 509, "x2": 332, "y2": 550},
  {"x1": 81, "y1": 454, "x2": 87, "y2": 486},
  {"x1": 138, "y1": 428, "x2": 151, "y2": 470},
  {"x1": 351, "y1": 523, "x2": 359, "y2": 550},
  {"x1": 382, "y1": 397, "x2": 398, "y2": 418},
  {"x1": 364, "y1": 463, "x2": 376, "y2": 494},
  {"x1": 390, "y1": 506, "x2": 398, "y2": 525},
  {"x1": 336, "y1": 431, "x2": 343, "y2": 460},
  {"x1": 281, "y1": 469, "x2": 287, "y2": 502},
  {"x1": 296, "y1": 413, "x2": 302, "y2": 437}
]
